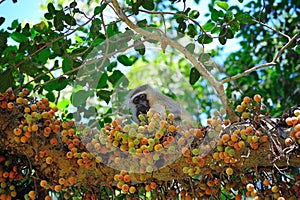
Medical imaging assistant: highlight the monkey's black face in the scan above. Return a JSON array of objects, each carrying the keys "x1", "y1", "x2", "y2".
[{"x1": 132, "y1": 93, "x2": 150, "y2": 118}]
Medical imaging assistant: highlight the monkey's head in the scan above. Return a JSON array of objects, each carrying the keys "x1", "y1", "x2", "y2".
[
  {"x1": 126, "y1": 84, "x2": 152, "y2": 122},
  {"x1": 125, "y1": 84, "x2": 194, "y2": 125}
]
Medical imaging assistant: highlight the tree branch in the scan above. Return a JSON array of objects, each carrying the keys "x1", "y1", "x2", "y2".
[{"x1": 221, "y1": 32, "x2": 300, "y2": 84}]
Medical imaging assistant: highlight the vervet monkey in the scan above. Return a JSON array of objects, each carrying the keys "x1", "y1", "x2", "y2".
[{"x1": 125, "y1": 84, "x2": 193, "y2": 124}]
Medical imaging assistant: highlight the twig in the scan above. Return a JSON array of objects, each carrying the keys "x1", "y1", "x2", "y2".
[
  {"x1": 252, "y1": 19, "x2": 291, "y2": 39},
  {"x1": 221, "y1": 32, "x2": 300, "y2": 84},
  {"x1": 258, "y1": 0, "x2": 266, "y2": 22}
]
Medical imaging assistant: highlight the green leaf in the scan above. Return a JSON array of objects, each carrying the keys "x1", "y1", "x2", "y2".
[
  {"x1": 10, "y1": 32, "x2": 28, "y2": 43},
  {"x1": 177, "y1": 22, "x2": 187, "y2": 33},
  {"x1": 64, "y1": 14, "x2": 76, "y2": 26},
  {"x1": 108, "y1": 70, "x2": 124, "y2": 86},
  {"x1": 134, "y1": 41, "x2": 146, "y2": 55},
  {"x1": 107, "y1": 23, "x2": 118, "y2": 38},
  {"x1": 235, "y1": 13, "x2": 254, "y2": 24},
  {"x1": 47, "y1": 3, "x2": 56, "y2": 14},
  {"x1": 11, "y1": 19, "x2": 19, "y2": 29},
  {"x1": 57, "y1": 98, "x2": 70, "y2": 109},
  {"x1": 94, "y1": 4, "x2": 107, "y2": 15},
  {"x1": 71, "y1": 90, "x2": 94, "y2": 107},
  {"x1": 211, "y1": 9, "x2": 219, "y2": 21},
  {"x1": 0, "y1": 17, "x2": 5, "y2": 26},
  {"x1": 53, "y1": 16, "x2": 64, "y2": 31},
  {"x1": 70, "y1": 1, "x2": 77, "y2": 8},
  {"x1": 219, "y1": 36, "x2": 227, "y2": 45},
  {"x1": 44, "y1": 13, "x2": 53, "y2": 20},
  {"x1": 106, "y1": 61, "x2": 117, "y2": 72},
  {"x1": 84, "y1": 106, "x2": 97, "y2": 118},
  {"x1": 97, "y1": 89, "x2": 112, "y2": 104},
  {"x1": 46, "y1": 91, "x2": 55, "y2": 102},
  {"x1": 142, "y1": 0, "x2": 154, "y2": 11},
  {"x1": 189, "y1": 10, "x2": 200, "y2": 19},
  {"x1": 62, "y1": 57, "x2": 74, "y2": 73},
  {"x1": 184, "y1": 8, "x2": 191, "y2": 15},
  {"x1": 294, "y1": 74, "x2": 300, "y2": 82},
  {"x1": 117, "y1": 55, "x2": 133, "y2": 66},
  {"x1": 211, "y1": 27, "x2": 222, "y2": 34},
  {"x1": 187, "y1": 24, "x2": 198, "y2": 38},
  {"x1": 137, "y1": 19, "x2": 147, "y2": 27},
  {"x1": 52, "y1": 41, "x2": 64, "y2": 56},
  {"x1": 202, "y1": 22, "x2": 215, "y2": 31},
  {"x1": 215, "y1": 1, "x2": 229, "y2": 11},
  {"x1": 44, "y1": 77, "x2": 68, "y2": 91},
  {"x1": 37, "y1": 48, "x2": 51, "y2": 64},
  {"x1": 225, "y1": 11, "x2": 233, "y2": 22},
  {"x1": 97, "y1": 72, "x2": 108, "y2": 89},
  {"x1": 230, "y1": 20, "x2": 240, "y2": 32},
  {"x1": 22, "y1": 23, "x2": 31, "y2": 37},
  {"x1": 219, "y1": 28, "x2": 227, "y2": 44},
  {"x1": 189, "y1": 67, "x2": 201, "y2": 85},
  {"x1": 0, "y1": 70, "x2": 14, "y2": 92},
  {"x1": 197, "y1": 34, "x2": 213, "y2": 44},
  {"x1": 211, "y1": 9, "x2": 224, "y2": 22},
  {"x1": 295, "y1": 45, "x2": 300, "y2": 54},
  {"x1": 36, "y1": 75, "x2": 50, "y2": 83},
  {"x1": 132, "y1": 2, "x2": 140, "y2": 15},
  {"x1": 185, "y1": 43, "x2": 195, "y2": 54},
  {"x1": 226, "y1": 28, "x2": 234, "y2": 39}
]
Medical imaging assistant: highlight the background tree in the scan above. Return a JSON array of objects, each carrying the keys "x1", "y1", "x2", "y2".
[{"x1": 0, "y1": 0, "x2": 299, "y2": 199}]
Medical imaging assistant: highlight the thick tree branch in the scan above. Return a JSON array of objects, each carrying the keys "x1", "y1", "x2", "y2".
[{"x1": 0, "y1": 106, "x2": 299, "y2": 186}]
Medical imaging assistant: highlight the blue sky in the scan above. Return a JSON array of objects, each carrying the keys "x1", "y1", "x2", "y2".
[{"x1": 0, "y1": 0, "x2": 43, "y2": 28}]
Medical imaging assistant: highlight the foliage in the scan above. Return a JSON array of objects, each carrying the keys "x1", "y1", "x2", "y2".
[
  {"x1": 220, "y1": 0, "x2": 300, "y2": 116},
  {"x1": 0, "y1": 0, "x2": 299, "y2": 199}
]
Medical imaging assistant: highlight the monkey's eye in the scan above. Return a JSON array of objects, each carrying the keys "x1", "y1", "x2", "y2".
[
  {"x1": 133, "y1": 97, "x2": 139, "y2": 104},
  {"x1": 139, "y1": 94, "x2": 146, "y2": 100}
]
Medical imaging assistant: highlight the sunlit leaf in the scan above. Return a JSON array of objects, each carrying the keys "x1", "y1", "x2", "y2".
[
  {"x1": 202, "y1": 22, "x2": 215, "y2": 31},
  {"x1": 189, "y1": 10, "x2": 200, "y2": 19},
  {"x1": 117, "y1": 55, "x2": 133, "y2": 66},
  {"x1": 215, "y1": 1, "x2": 229, "y2": 11}
]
